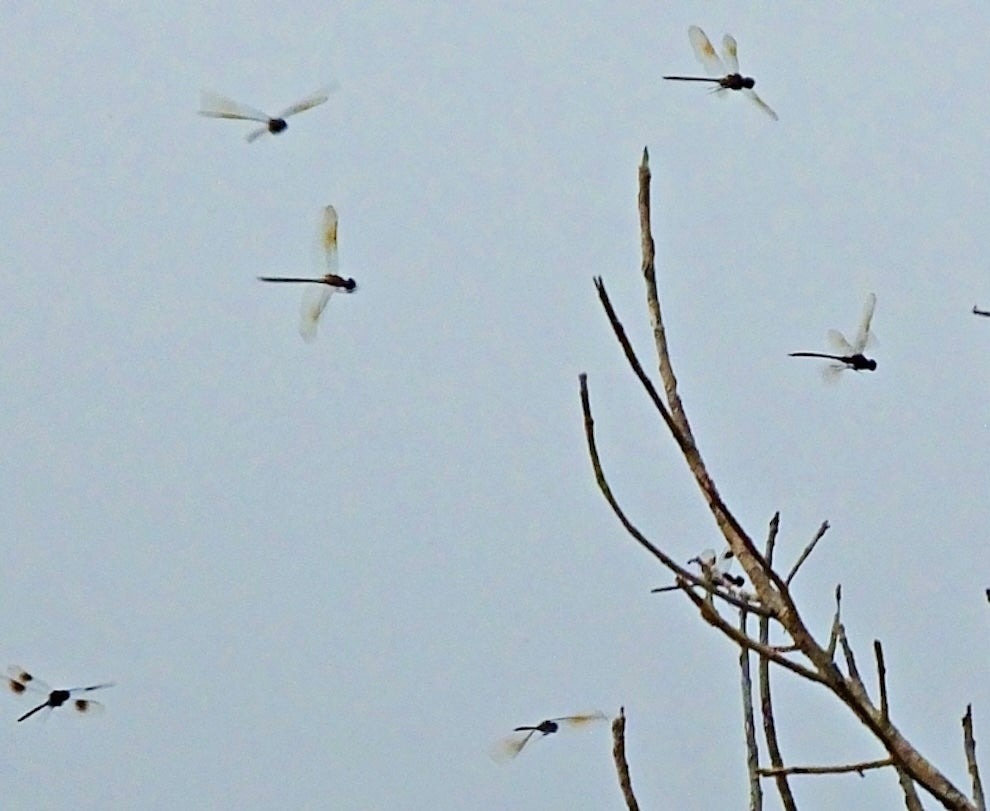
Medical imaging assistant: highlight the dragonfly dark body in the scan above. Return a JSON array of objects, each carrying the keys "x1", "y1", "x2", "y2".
[
  {"x1": 973, "y1": 305, "x2": 990, "y2": 317},
  {"x1": 788, "y1": 351, "x2": 877, "y2": 372},
  {"x1": 515, "y1": 720, "x2": 560, "y2": 735},
  {"x1": 258, "y1": 273, "x2": 357, "y2": 291},
  {"x1": 662, "y1": 73, "x2": 756, "y2": 90}
]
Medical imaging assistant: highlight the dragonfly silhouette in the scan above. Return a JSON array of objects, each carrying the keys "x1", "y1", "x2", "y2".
[
  {"x1": 198, "y1": 85, "x2": 334, "y2": 142},
  {"x1": 689, "y1": 547, "x2": 744, "y2": 588},
  {"x1": 663, "y1": 26, "x2": 778, "y2": 120},
  {"x1": 652, "y1": 546, "x2": 743, "y2": 593},
  {"x1": 974, "y1": 305, "x2": 990, "y2": 317},
  {"x1": 790, "y1": 293, "x2": 877, "y2": 379},
  {"x1": 259, "y1": 205, "x2": 357, "y2": 342},
  {"x1": 490, "y1": 712, "x2": 607, "y2": 762},
  {"x1": 6, "y1": 666, "x2": 114, "y2": 722}
]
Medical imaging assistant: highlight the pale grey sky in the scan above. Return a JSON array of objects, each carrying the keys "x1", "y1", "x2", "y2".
[{"x1": 1, "y1": 3, "x2": 988, "y2": 809}]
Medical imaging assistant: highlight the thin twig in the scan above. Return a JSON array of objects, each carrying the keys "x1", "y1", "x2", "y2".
[
  {"x1": 827, "y1": 585, "x2": 842, "y2": 659},
  {"x1": 838, "y1": 624, "x2": 866, "y2": 693},
  {"x1": 874, "y1": 640, "x2": 889, "y2": 722},
  {"x1": 760, "y1": 523, "x2": 797, "y2": 811},
  {"x1": 739, "y1": 610, "x2": 763, "y2": 811},
  {"x1": 896, "y1": 768, "x2": 925, "y2": 811},
  {"x1": 759, "y1": 758, "x2": 893, "y2": 777},
  {"x1": 785, "y1": 521, "x2": 830, "y2": 586},
  {"x1": 611, "y1": 707, "x2": 640, "y2": 811},
  {"x1": 963, "y1": 705, "x2": 986, "y2": 811}
]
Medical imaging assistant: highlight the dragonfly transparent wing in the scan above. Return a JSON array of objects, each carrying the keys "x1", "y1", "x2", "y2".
[
  {"x1": 826, "y1": 329, "x2": 855, "y2": 355},
  {"x1": 320, "y1": 205, "x2": 340, "y2": 274},
  {"x1": 299, "y1": 286, "x2": 334, "y2": 343},
  {"x1": 276, "y1": 83, "x2": 338, "y2": 119},
  {"x1": 556, "y1": 711, "x2": 608, "y2": 728},
  {"x1": 720, "y1": 34, "x2": 740, "y2": 74},
  {"x1": 688, "y1": 26, "x2": 725, "y2": 76},
  {"x1": 851, "y1": 293, "x2": 877, "y2": 353},
  {"x1": 743, "y1": 89, "x2": 778, "y2": 120},
  {"x1": 198, "y1": 91, "x2": 271, "y2": 123},
  {"x1": 489, "y1": 729, "x2": 537, "y2": 763}
]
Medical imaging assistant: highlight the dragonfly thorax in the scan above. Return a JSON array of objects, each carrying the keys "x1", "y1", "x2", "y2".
[
  {"x1": 268, "y1": 119, "x2": 288, "y2": 134},
  {"x1": 848, "y1": 354, "x2": 877, "y2": 371},
  {"x1": 48, "y1": 689, "x2": 71, "y2": 707},
  {"x1": 720, "y1": 74, "x2": 755, "y2": 90}
]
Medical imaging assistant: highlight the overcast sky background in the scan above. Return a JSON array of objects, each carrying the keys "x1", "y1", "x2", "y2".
[{"x1": 1, "y1": 3, "x2": 988, "y2": 809}]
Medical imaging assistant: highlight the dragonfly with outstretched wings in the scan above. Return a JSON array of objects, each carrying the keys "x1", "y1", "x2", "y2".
[
  {"x1": 490, "y1": 712, "x2": 607, "y2": 762},
  {"x1": 790, "y1": 293, "x2": 878, "y2": 380},
  {"x1": 651, "y1": 546, "x2": 743, "y2": 593},
  {"x1": 664, "y1": 26, "x2": 778, "y2": 120},
  {"x1": 198, "y1": 85, "x2": 335, "y2": 142},
  {"x1": 6, "y1": 666, "x2": 115, "y2": 722},
  {"x1": 259, "y1": 205, "x2": 358, "y2": 342}
]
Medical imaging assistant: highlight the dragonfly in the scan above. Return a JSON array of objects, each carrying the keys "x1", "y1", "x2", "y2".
[
  {"x1": 790, "y1": 293, "x2": 877, "y2": 379},
  {"x1": 663, "y1": 26, "x2": 778, "y2": 120},
  {"x1": 490, "y1": 712, "x2": 607, "y2": 762},
  {"x1": 974, "y1": 305, "x2": 990, "y2": 317},
  {"x1": 688, "y1": 547, "x2": 744, "y2": 588},
  {"x1": 198, "y1": 85, "x2": 334, "y2": 142},
  {"x1": 6, "y1": 666, "x2": 115, "y2": 722},
  {"x1": 259, "y1": 205, "x2": 357, "y2": 342}
]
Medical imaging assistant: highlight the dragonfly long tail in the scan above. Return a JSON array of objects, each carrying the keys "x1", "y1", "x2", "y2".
[
  {"x1": 17, "y1": 702, "x2": 48, "y2": 723},
  {"x1": 662, "y1": 75, "x2": 721, "y2": 82},
  {"x1": 788, "y1": 352, "x2": 842, "y2": 361},
  {"x1": 258, "y1": 277, "x2": 322, "y2": 284}
]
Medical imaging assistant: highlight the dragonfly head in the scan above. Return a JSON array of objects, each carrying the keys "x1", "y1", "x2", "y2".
[{"x1": 268, "y1": 118, "x2": 288, "y2": 134}]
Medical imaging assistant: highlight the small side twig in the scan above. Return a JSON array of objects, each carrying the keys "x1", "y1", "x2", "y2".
[
  {"x1": 759, "y1": 758, "x2": 893, "y2": 777},
  {"x1": 827, "y1": 585, "x2": 842, "y2": 659},
  {"x1": 873, "y1": 640, "x2": 889, "y2": 722},
  {"x1": 785, "y1": 521, "x2": 830, "y2": 586},
  {"x1": 837, "y1": 624, "x2": 866, "y2": 693},
  {"x1": 611, "y1": 707, "x2": 640, "y2": 811},
  {"x1": 963, "y1": 705, "x2": 986, "y2": 811}
]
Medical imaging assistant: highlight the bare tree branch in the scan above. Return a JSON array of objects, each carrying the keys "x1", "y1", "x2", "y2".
[
  {"x1": 760, "y1": 517, "x2": 797, "y2": 811},
  {"x1": 963, "y1": 706, "x2": 986, "y2": 811},
  {"x1": 827, "y1": 585, "x2": 842, "y2": 659},
  {"x1": 874, "y1": 640, "x2": 889, "y2": 722},
  {"x1": 785, "y1": 521, "x2": 830, "y2": 586},
  {"x1": 739, "y1": 610, "x2": 764, "y2": 811},
  {"x1": 759, "y1": 758, "x2": 893, "y2": 777},
  {"x1": 611, "y1": 707, "x2": 641, "y2": 811}
]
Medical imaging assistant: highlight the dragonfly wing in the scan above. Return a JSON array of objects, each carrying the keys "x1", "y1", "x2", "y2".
[
  {"x1": 720, "y1": 34, "x2": 740, "y2": 74},
  {"x1": 557, "y1": 711, "x2": 608, "y2": 728},
  {"x1": 6, "y1": 666, "x2": 50, "y2": 695},
  {"x1": 299, "y1": 285, "x2": 334, "y2": 343},
  {"x1": 278, "y1": 86, "x2": 333, "y2": 119},
  {"x1": 245, "y1": 126, "x2": 271, "y2": 143},
  {"x1": 489, "y1": 730, "x2": 536, "y2": 763},
  {"x1": 688, "y1": 26, "x2": 725, "y2": 76},
  {"x1": 320, "y1": 205, "x2": 340, "y2": 274},
  {"x1": 826, "y1": 329, "x2": 855, "y2": 355},
  {"x1": 198, "y1": 91, "x2": 271, "y2": 123},
  {"x1": 851, "y1": 293, "x2": 877, "y2": 353},
  {"x1": 743, "y1": 89, "x2": 778, "y2": 120},
  {"x1": 822, "y1": 362, "x2": 845, "y2": 383},
  {"x1": 68, "y1": 698, "x2": 104, "y2": 717}
]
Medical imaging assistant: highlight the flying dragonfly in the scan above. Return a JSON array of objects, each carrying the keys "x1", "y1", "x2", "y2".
[
  {"x1": 663, "y1": 26, "x2": 778, "y2": 120},
  {"x1": 490, "y1": 712, "x2": 607, "y2": 762},
  {"x1": 198, "y1": 85, "x2": 335, "y2": 142},
  {"x1": 790, "y1": 293, "x2": 877, "y2": 380},
  {"x1": 6, "y1": 666, "x2": 115, "y2": 723},
  {"x1": 259, "y1": 205, "x2": 357, "y2": 342},
  {"x1": 974, "y1": 305, "x2": 990, "y2": 317}
]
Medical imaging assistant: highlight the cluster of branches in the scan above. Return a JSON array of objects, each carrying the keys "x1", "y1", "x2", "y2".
[{"x1": 589, "y1": 150, "x2": 984, "y2": 811}]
